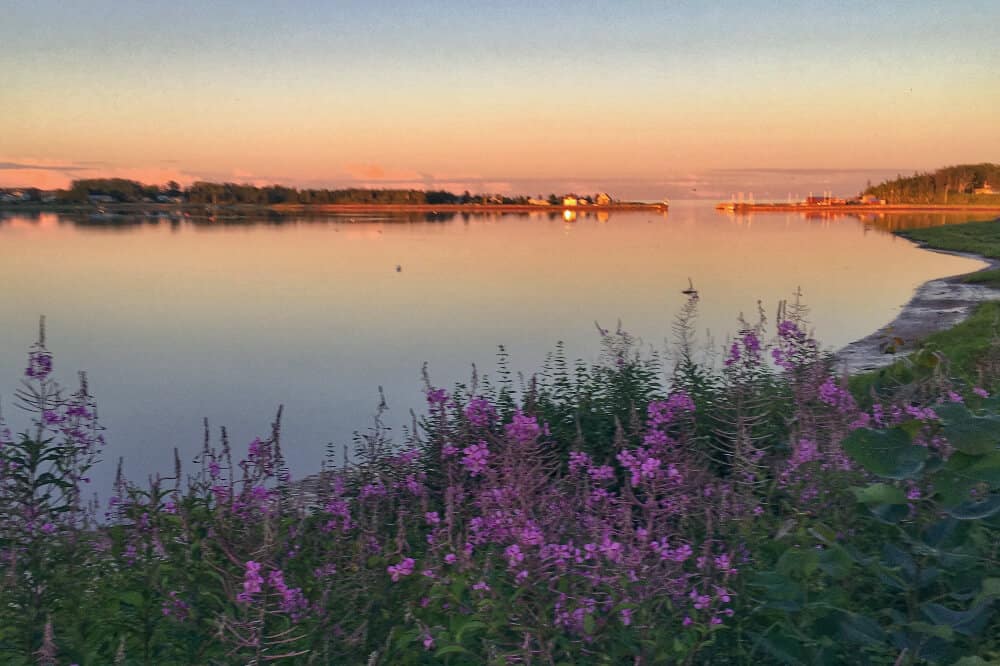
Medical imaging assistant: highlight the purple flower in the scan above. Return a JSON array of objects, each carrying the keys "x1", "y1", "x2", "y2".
[
  {"x1": 464, "y1": 397, "x2": 496, "y2": 427},
  {"x1": 505, "y1": 410, "x2": 543, "y2": 443},
  {"x1": 973, "y1": 386, "x2": 990, "y2": 398},
  {"x1": 504, "y1": 543, "x2": 525, "y2": 568},
  {"x1": 568, "y1": 450, "x2": 591, "y2": 473},
  {"x1": 426, "y1": 388, "x2": 448, "y2": 406},
  {"x1": 461, "y1": 441, "x2": 490, "y2": 476},
  {"x1": 819, "y1": 377, "x2": 857, "y2": 413},
  {"x1": 26, "y1": 349, "x2": 53, "y2": 380},
  {"x1": 237, "y1": 560, "x2": 264, "y2": 603},
  {"x1": 387, "y1": 557, "x2": 415, "y2": 582},
  {"x1": 268, "y1": 569, "x2": 309, "y2": 619},
  {"x1": 161, "y1": 591, "x2": 190, "y2": 621}
]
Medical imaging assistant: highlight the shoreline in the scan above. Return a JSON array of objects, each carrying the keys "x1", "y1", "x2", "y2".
[{"x1": 836, "y1": 242, "x2": 1000, "y2": 372}]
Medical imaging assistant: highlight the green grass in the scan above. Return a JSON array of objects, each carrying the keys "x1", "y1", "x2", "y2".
[
  {"x1": 850, "y1": 294, "x2": 1000, "y2": 400},
  {"x1": 962, "y1": 267, "x2": 1000, "y2": 287},
  {"x1": 898, "y1": 218, "x2": 1000, "y2": 284},
  {"x1": 851, "y1": 219, "x2": 1000, "y2": 399},
  {"x1": 897, "y1": 218, "x2": 1000, "y2": 259}
]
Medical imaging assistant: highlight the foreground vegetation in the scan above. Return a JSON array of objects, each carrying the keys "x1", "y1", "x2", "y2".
[{"x1": 2, "y1": 286, "x2": 999, "y2": 665}]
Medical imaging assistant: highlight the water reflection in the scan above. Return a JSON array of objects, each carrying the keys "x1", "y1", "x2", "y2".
[
  {"x1": 0, "y1": 206, "x2": 674, "y2": 229},
  {"x1": 716, "y1": 207, "x2": 999, "y2": 231}
]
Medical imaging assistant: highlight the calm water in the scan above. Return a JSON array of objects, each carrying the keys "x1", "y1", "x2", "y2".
[{"x1": 0, "y1": 202, "x2": 991, "y2": 492}]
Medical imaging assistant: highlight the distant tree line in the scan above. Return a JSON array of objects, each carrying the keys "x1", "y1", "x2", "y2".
[
  {"x1": 863, "y1": 163, "x2": 1000, "y2": 204},
  {"x1": 0, "y1": 179, "x2": 577, "y2": 206}
]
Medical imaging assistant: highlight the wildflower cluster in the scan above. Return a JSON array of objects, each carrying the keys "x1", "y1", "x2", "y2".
[{"x1": 2, "y1": 309, "x2": 998, "y2": 665}]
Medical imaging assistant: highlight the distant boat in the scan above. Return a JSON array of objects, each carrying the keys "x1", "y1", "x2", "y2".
[{"x1": 681, "y1": 278, "x2": 698, "y2": 296}]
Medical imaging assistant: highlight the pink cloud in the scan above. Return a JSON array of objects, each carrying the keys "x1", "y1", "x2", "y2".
[
  {"x1": 0, "y1": 156, "x2": 201, "y2": 190},
  {"x1": 344, "y1": 163, "x2": 422, "y2": 182}
]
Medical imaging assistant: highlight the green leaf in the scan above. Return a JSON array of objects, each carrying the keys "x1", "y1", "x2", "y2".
[
  {"x1": 950, "y1": 657, "x2": 990, "y2": 666},
  {"x1": 839, "y1": 613, "x2": 887, "y2": 646},
  {"x1": 870, "y1": 503, "x2": 909, "y2": 524},
  {"x1": 977, "y1": 578, "x2": 1000, "y2": 602},
  {"x1": 433, "y1": 645, "x2": 471, "y2": 658},
  {"x1": 882, "y1": 544, "x2": 916, "y2": 579},
  {"x1": 583, "y1": 613, "x2": 596, "y2": 635},
  {"x1": 842, "y1": 427, "x2": 928, "y2": 479},
  {"x1": 776, "y1": 548, "x2": 820, "y2": 579},
  {"x1": 946, "y1": 495, "x2": 1000, "y2": 520},
  {"x1": 921, "y1": 602, "x2": 994, "y2": 636},
  {"x1": 455, "y1": 620, "x2": 486, "y2": 643},
  {"x1": 748, "y1": 630, "x2": 808, "y2": 664},
  {"x1": 943, "y1": 416, "x2": 1000, "y2": 455},
  {"x1": 851, "y1": 483, "x2": 906, "y2": 505},
  {"x1": 906, "y1": 621, "x2": 953, "y2": 640},
  {"x1": 818, "y1": 546, "x2": 854, "y2": 579},
  {"x1": 933, "y1": 452, "x2": 1000, "y2": 506},
  {"x1": 119, "y1": 591, "x2": 144, "y2": 608},
  {"x1": 921, "y1": 517, "x2": 958, "y2": 548},
  {"x1": 931, "y1": 403, "x2": 970, "y2": 424}
]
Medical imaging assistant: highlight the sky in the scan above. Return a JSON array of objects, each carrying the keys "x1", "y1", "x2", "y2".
[{"x1": 1, "y1": 0, "x2": 998, "y2": 199}]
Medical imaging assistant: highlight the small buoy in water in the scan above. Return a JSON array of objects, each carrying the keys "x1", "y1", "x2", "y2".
[{"x1": 396, "y1": 264, "x2": 402, "y2": 272}]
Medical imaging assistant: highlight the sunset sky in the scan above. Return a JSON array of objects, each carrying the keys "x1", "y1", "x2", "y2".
[{"x1": 2, "y1": 0, "x2": 998, "y2": 199}]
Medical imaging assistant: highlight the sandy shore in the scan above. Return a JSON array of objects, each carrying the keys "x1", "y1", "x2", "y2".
[{"x1": 836, "y1": 243, "x2": 1000, "y2": 372}]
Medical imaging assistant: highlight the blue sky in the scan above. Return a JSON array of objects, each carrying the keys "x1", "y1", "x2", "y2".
[{"x1": 1, "y1": 0, "x2": 998, "y2": 197}]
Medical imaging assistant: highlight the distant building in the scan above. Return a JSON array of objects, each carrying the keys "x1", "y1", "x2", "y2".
[
  {"x1": 562, "y1": 196, "x2": 578, "y2": 207},
  {"x1": 527, "y1": 198, "x2": 551, "y2": 206},
  {"x1": 974, "y1": 181, "x2": 997, "y2": 195},
  {"x1": 858, "y1": 194, "x2": 886, "y2": 205},
  {"x1": 805, "y1": 195, "x2": 846, "y2": 206},
  {"x1": 595, "y1": 192, "x2": 612, "y2": 205},
  {"x1": 88, "y1": 194, "x2": 116, "y2": 204}
]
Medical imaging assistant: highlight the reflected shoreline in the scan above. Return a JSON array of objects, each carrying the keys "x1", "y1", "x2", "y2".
[{"x1": 0, "y1": 206, "x2": 667, "y2": 228}]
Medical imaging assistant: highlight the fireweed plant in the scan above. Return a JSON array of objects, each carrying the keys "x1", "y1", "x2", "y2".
[{"x1": 0, "y1": 295, "x2": 998, "y2": 665}]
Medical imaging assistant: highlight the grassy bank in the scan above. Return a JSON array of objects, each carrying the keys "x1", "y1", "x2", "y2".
[
  {"x1": 851, "y1": 218, "x2": 1000, "y2": 399},
  {"x1": 850, "y1": 300, "x2": 1000, "y2": 398},
  {"x1": 898, "y1": 217, "x2": 1000, "y2": 286}
]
